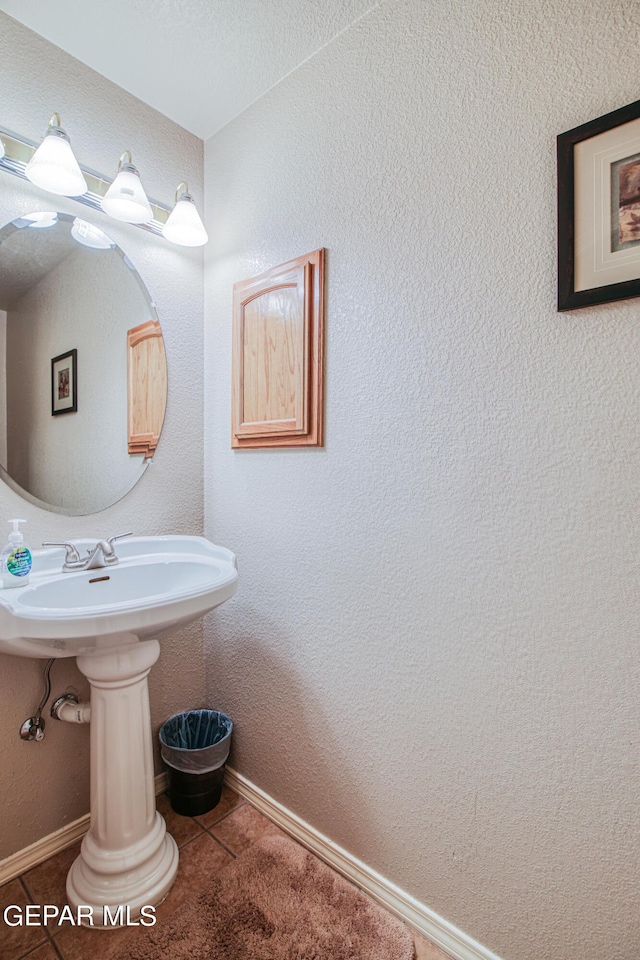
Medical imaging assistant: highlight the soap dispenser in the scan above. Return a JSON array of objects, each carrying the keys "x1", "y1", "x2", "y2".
[{"x1": 1, "y1": 519, "x2": 32, "y2": 588}]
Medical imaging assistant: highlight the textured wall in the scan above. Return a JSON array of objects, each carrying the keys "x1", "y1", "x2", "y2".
[
  {"x1": 203, "y1": 2, "x2": 640, "y2": 959},
  {"x1": 0, "y1": 13, "x2": 205, "y2": 859}
]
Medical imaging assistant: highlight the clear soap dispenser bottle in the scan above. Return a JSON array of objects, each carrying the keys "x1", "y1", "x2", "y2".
[{"x1": 1, "y1": 519, "x2": 32, "y2": 588}]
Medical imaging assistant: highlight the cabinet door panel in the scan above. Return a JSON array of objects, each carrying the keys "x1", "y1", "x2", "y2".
[
  {"x1": 232, "y1": 250, "x2": 323, "y2": 448},
  {"x1": 239, "y1": 278, "x2": 307, "y2": 436}
]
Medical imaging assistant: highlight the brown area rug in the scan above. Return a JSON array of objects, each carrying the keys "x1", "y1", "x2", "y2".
[{"x1": 127, "y1": 835, "x2": 414, "y2": 959}]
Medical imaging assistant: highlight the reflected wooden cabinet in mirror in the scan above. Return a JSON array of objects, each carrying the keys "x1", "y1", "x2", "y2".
[{"x1": 127, "y1": 320, "x2": 167, "y2": 459}]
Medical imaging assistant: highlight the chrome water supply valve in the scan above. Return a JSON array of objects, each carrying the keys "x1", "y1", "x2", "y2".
[
  {"x1": 19, "y1": 657, "x2": 54, "y2": 741},
  {"x1": 19, "y1": 714, "x2": 46, "y2": 741}
]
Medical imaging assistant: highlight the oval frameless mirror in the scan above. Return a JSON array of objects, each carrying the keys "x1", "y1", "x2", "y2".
[{"x1": 0, "y1": 211, "x2": 167, "y2": 515}]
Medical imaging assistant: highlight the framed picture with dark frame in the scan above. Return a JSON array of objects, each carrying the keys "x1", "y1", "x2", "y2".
[
  {"x1": 51, "y1": 349, "x2": 77, "y2": 415},
  {"x1": 558, "y1": 98, "x2": 640, "y2": 311}
]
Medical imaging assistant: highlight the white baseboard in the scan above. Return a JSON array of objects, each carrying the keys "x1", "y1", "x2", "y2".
[
  {"x1": 0, "y1": 772, "x2": 169, "y2": 886},
  {"x1": 224, "y1": 766, "x2": 503, "y2": 960}
]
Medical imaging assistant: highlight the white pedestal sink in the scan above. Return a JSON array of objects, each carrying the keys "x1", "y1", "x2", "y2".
[{"x1": 0, "y1": 536, "x2": 238, "y2": 925}]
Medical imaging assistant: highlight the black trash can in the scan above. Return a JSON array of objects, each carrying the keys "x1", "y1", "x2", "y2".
[{"x1": 159, "y1": 709, "x2": 233, "y2": 817}]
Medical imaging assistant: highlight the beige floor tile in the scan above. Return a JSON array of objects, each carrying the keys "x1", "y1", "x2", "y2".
[
  {"x1": 209, "y1": 802, "x2": 286, "y2": 855},
  {"x1": 193, "y1": 785, "x2": 244, "y2": 828},
  {"x1": 156, "y1": 793, "x2": 205, "y2": 847},
  {"x1": 21, "y1": 842, "x2": 81, "y2": 913},
  {"x1": 54, "y1": 832, "x2": 232, "y2": 959},
  {"x1": 0, "y1": 878, "x2": 48, "y2": 960}
]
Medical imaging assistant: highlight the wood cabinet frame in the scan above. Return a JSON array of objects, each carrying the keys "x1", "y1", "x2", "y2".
[
  {"x1": 127, "y1": 319, "x2": 167, "y2": 458},
  {"x1": 232, "y1": 249, "x2": 324, "y2": 448}
]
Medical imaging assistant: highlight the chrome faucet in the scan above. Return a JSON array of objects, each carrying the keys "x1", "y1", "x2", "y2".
[{"x1": 42, "y1": 533, "x2": 133, "y2": 572}]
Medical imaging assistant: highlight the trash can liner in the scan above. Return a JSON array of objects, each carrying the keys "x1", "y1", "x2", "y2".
[{"x1": 159, "y1": 709, "x2": 232, "y2": 774}]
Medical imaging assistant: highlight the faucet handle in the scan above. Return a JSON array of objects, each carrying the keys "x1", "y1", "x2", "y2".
[
  {"x1": 107, "y1": 532, "x2": 133, "y2": 546},
  {"x1": 42, "y1": 541, "x2": 81, "y2": 563},
  {"x1": 103, "y1": 532, "x2": 133, "y2": 560}
]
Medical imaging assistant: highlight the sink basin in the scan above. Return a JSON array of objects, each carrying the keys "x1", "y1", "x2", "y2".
[
  {"x1": 0, "y1": 534, "x2": 238, "y2": 925},
  {"x1": 0, "y1": 535, "x2": 237, "y2": 658}
]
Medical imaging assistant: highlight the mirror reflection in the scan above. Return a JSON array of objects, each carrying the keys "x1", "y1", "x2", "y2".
[{"x1": 0, "y1": 211, "x2": 166, "y2": 515}]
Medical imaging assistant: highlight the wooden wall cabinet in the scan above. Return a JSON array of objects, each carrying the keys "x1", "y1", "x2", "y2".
[
  {"x1": 232, "y1": 249, "x2": 324, "y2": 448},
  {"x1": 127, "y1": 320, "x2": 167, "y2": 458}
]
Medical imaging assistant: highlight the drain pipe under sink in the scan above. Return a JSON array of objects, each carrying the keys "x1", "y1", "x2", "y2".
[{"x1": 51, "y1": 693, "x2": 91, "y2": 724}]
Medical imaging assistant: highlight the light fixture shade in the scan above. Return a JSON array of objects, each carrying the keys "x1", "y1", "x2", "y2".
[
  {"x1": 25, "y1": 119, "x2": 87, "y2": 197},
  {"x1": 102, "y1": 157, "x2": 153, "y2": 224},
  {"x1": 71, "y1": 218, "x2": 115, "y2": 249},
  {"x1": 24, "y1": 211, "x2": 58, "y2": 229},
  {"x1": 162, "y1": 190, "x2": 208, "y2": 247}
]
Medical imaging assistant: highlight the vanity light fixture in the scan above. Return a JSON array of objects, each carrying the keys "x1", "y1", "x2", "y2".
[
  {"x1": 0, "y1": 121, "x2": 208, "y2": 246},
  {"x1": 71, "y1": 217, "x2": 115, "y2": 250},
  {"x1": 101, "y1": 151, "x2": 153, "y2": 224},
  {"x1": 24, "y1": 114, "x2": 88, "y2": 197},
  {"x1": 162, "y1": 182, "x2": 208, "y2": 247}
]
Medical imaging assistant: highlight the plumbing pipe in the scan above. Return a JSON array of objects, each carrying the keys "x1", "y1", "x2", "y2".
[{"x1": 51, "y1": 695, "x2": 91, "y2": 724}]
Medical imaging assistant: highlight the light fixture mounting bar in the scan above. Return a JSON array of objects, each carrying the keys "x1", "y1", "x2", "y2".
[{"x1": 0, "y1": 126, "x2": 170, "y2": 237}]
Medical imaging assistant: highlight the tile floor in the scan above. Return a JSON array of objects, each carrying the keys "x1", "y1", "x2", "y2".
[{"x1": 1, "y1": 787, "x2": 451, "y2": 960}]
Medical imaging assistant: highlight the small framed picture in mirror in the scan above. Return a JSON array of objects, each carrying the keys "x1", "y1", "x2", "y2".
[{"x1": 51, "y1": 349, "x2": 77, "y2": 415}]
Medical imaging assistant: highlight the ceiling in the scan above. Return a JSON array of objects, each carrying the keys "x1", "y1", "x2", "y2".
[
  {"x1": 0, "y1": 0, "x2": 378, "y2": 141},
  {"x1": 0, "y1": 221, "x2": 77, "y2": 309}
]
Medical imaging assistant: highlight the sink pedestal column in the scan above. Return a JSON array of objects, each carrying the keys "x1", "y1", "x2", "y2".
[{"x1": 67, "y1": 637, "x2": 178, "y2": 926}]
